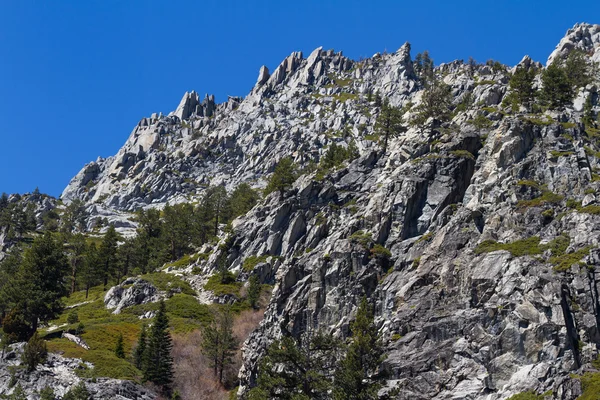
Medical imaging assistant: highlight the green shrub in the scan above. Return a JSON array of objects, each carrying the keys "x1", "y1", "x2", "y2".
[
  {"x1": 348, "y1": 230, "x2": 373, "y2": 249},
  {"x1": 204, "y1": 273, "x2": 242, "y2": 297},
  {"x1": 517, "y1": 186, "x2": 563, "y2": 209},
  {"x1": 242, "y1": 255, "x2": 270, "y2": 272},
  {"x1": 475, "y1": 236, "x2": 543, "y2": 257},
  {"x1": 450, "y1": 150, "x2": 475, "y2": 160},
  {"x1": 67, "y1": 310, "x2": 79, "y2": 325},
  {"x1": 370, "y1": 245, "x2": 392, "y2": 259},
  {"x1": 506, "y1": 391, "x2": 545, "y2": 400},
  {"x1": 550, "y1": 150, "x2": 574, "y2": 158}
]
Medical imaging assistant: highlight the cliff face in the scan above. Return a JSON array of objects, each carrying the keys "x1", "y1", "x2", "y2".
[{"x1": 55, "y1": 23, "x2": 600, "y2": 399}]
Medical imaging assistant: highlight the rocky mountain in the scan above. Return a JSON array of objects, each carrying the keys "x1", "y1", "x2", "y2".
[{"x1": 5, "y1": 22, "x2": 600, "y2": 400}]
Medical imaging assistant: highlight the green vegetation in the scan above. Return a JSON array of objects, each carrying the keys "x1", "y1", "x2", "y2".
[
  {"x1": 249, "y1": 296, "x2": 383, "y2": 400},
  {"x1": 506, "y1": 391, "x2": 546, "y2": 400},
  {"x1": 411, "y1": 78, "x2": 453, "y2": 129},
  {"x1": 505, "y1": 65, "x2": 537, "y2": 111},
  {"x1": 201, "y1": 307, "x2": 237, "y2": 384},
  {"x1": 370, "y1": 244, "x2": 392, "y2": 259},
  {"x1": 204, "y1": 273, "x2": 243, "y2": 297},
  {"x1": 469, "y1": 114, "x2": 493, "y2": 129},
  {"x1": 576, "y1": 372, "x2": 600, "y2": 400},
  {"x1": 374, "y1": 98, "x2": 406, "y2": 154},
  {"x1": 22, "y1": 332, "x2": 47, "y2": 372},
  {"x1": 348, "y1": 230, "x2": 374, "y2": 249},
  {"x1": 142, "y1": 300, "x2": 174, "y2": 395},
  {"x1": 414, "y1": 51, "x2": 434, "y2": 81},
  {"x1": 333, "y1": 297, "x2": 384, "y2": 400},
  {"x1": 316, "y1": 142, "x2": 359, "y2": 180},
  {"x1": 242, "y1": 255, "x2": 270, "y2": 272},
  {"x1": 450, "y1": 150, "x2": 475, "y2": 160},
  {"x1": 476, "y1": 234, "x2": 593, "y2": 272},
  {"x1": 540, "y1": 62, "x2": 574, "y2": 109},
  {"x1": 516, "y1": 183, "x2": 563, "y2": 209},
  {"x1": 550, "y1": 150, "x2": 574, "y2": 158},
  {"x1": 265, "y1": 157, "x2": 298, "y2": 198},
  {"x1": 475, "y1": 236, "x2": 543, "y2": 257}
]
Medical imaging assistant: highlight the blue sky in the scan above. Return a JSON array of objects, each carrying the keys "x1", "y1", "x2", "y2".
[{"x1": 1, "y1": 1, "x2": 598, "y2": 197}]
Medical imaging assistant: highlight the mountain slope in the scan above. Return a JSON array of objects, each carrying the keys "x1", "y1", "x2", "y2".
[{"x1": 39, "y1": 22, "x2": 600, "y2": 399}]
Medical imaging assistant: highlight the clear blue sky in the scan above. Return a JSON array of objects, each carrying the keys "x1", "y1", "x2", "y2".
[{"x1": 1, "y1": 1, "x2": 598, "y2": 197}]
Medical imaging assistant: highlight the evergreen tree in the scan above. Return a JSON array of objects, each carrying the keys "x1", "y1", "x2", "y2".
[
  {"x1": 60, "y1": 199, "x2": 87, "y2": 234},
  {"x1": 507, "y1": 65, "x2": 537, "y2": 111},
  {"x1": 411, "y1": 78, "x2": 453, "y2": 129},
  {"x1": 98, "y1": 225, "x2": 120, "y2": 288},
  {"x1": 62, "y1": 382, "x2": 90, "y2": 400},
  {"x1": 229, "y1": 183, "x2": 260, "y2": 221},
  {"x1": 333, "y1": 297, "x2": 384, "y2": 400},
  {"x1": 248, "y1": 332, "x2": 341, "y2": 400},
  {"x1": 116, "y1": 237, "x2": 135, "y2": 283},
  {"x1": 204, "y1": 186, "x2": 230, "y2": 236},
  {"x1": 133, "y1": 325, "x2": 147, "y2": 370},
  {"x1": 115, "y1": 332, "x2": 125, "y2": 359},
  {"x1": 162, "y1": 203, "x2": 194, "y2": 261},
  {"x1": 564, "y1": 49, "x2": 591, "y2": 89},
  {"x1": 247, "y1": 274, "x2": 261, "y2": 309},
  {"x1": 9, "y1": 385, "x2": 27, "y2": 400},
  {"x1": 66, "y1": 233, "x2": 87, "y2": 294},
  {"x1": 541, "y1": 62, "x2": 574, "y2": 109},
  {"x1": 81, "y1": 242, "x2": 101, "y2": 299},
  {"x1": 143, "y1": 300, "x2": 174, "y2": 393},
  {"x1": 374, "y1": 98, "x2": 406, "y2": 154},
  {"x1": 583, "y1": 92, "x2": 597, "y2": 128},
  {"x1": 265, "y1": 157, "x2": 297, "y2": 199},
  {"x1": 201, "y1": 307, "x2": 237, "y2": 384},
  {"x1": 22, "y1": 332, "x2": 48, "y2": 372},
  {"x1": 39, "y1": 387, "x2": 55, "y2": 400},
  {"x1": 2, "y1": 232, "x2": 69, "y2": 338}
]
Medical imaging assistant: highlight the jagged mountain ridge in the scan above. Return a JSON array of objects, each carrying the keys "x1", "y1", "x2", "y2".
[{"x1": 52, "y1": 22, "x2": 600, "y2": 400}]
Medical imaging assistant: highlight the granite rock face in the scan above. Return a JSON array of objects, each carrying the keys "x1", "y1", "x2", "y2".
[{"x1": 53, "y1": 23, "x2": 600, "y2": 399}]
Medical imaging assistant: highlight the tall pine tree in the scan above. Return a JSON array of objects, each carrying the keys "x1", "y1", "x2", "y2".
[
  {"x1": 201, "y1": 307, "x2": 237, "y2": 384},
  {"x1": 333, "y1": 297, "x2": 384, "y2": 400},
  {"x1": 143, "y1": 300, "x2": 174, "y2": 394},
  {"x1": 374, "y1": 98, "x2": 406, "y2": 155}
]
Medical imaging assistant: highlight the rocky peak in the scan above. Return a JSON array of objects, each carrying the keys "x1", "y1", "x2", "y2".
[{"x1": 547, "y1": 22, "x2": 600, "y2": 65}]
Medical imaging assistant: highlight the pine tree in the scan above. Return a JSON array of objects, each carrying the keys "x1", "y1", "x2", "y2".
[
  {"x1": 248, "y1": 332, "x2": 341, "y2": 400},
  {"x1": 2, "y1": 232, "x2": 69, "y2": 338},
  {"x1": 39, "y1": 387, "x2": 55, "y2": 400},
  {"x1": 115, "y1": 333, "x2": 125, "y2": 359},
  {"x1": 98, "y1": 224, "x2": 120, "y2": 288},
  {"x1": 201, "y1": 307, "x2": 238, "y2": 384},
  {"x1": 374, "y1": 98, "x2": 406, "y2": 154},
  {"x1": 583, "y1": 92, "x2": 597, "y2": 128},
  {"x1": 265, "y1": 157, "x2": 297, "y2": 199},
  {"x1": 81, "y1": 242, "x2": 101, "y2": 299},
  {"x1": 143, "y1": 300, "x2": 174, "y2": 393},
  {"x1": 411, "y1": 78, "x2": 453, "y2": 129},
  {"x1": 67, "y1": 233, "x2": 87, "y2": 294},
  {"x1": 247, "y1": 274, "x2": 261, "y2": 309},
  {"x1": 333, "y1": 297, "x2": 384, "y2": 400},
  {"x1": 229, "y1": 183, "x2": 260, "y2": 221},
  {"x1": 133, "y1": 325, "x2": 147, "y2": 370},
  {"x1": 541, "y1": 62, "x2": 574, "y2": 109},
  {"x1": 508, "y1": 65, "x2": 537, "y2": 111},
  {"x1": 204, "y1": 185, "x2": 230, "y2": 236},
  {"x1": 162, "y1": 203, "x2": 194, "y2": 261},
  {"x1": 22, "y1": 332, "x2": 47, "y2": 372},
  {"x1": 9, "y1": 385, "x2": 27, "y2": 400},
  {"x1": 62, "y1": 382, "x2": 90, "y2": 400},
  {"x1": 564, "y1": 49, "x2": 591, "y2": 89}
]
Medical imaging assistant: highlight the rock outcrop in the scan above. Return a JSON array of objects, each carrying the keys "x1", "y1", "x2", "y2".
[
  {"x1": 104, "y1": 278, "x2": 161, "y2": 314},
  {"x1": 0, "y1": 343, "x2": 156, "y2": 399}
]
